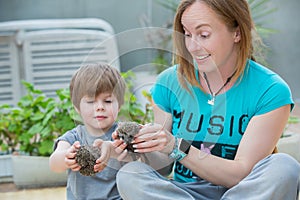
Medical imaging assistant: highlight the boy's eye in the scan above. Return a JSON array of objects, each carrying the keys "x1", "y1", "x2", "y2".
[
  {"x1": 105, "y1": 100, "x2": 112, "y2": 103},
  {"x1": 85, "y1": 98, "x2": 95, "y2": 103}
]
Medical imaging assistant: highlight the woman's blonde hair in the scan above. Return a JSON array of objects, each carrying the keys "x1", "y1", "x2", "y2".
[{"x1": 173, "y1": 0, "x2": 258, "y2": 90}]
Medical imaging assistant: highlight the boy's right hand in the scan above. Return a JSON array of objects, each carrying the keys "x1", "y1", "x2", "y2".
[
  {"x1": 65, "y1": 141, "x2": 81, "y2": 171},
  {"x1": 93, "y1": 139, "x2": 128, "y2": 172}
]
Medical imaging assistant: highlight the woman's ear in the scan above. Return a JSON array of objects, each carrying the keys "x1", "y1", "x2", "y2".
[{"x1": 234, "y1": 27, "x2": 241, "y2": 43}]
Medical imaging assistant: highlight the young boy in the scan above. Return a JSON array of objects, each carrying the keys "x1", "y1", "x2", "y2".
[{"x1": 49, "y1": 63, "x2": 126, "y2": 200}]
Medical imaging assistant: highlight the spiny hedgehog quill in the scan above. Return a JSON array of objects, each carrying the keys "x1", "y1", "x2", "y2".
[
  {"x1": 116, "y1": 121, "x2": 141, "y2": 152},
  {"x1": 75, "y1": 145, "x2": 102, "y2": 176}
]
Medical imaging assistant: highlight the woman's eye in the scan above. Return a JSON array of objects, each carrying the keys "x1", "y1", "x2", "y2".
[
  {"x1": 184, "y1": 33, "x2": 191, "y2": 37},
  {"x1": 200, "y1": 33, "x2": 210, "y2": 39},
  {"x1": 105, "y1": 100, "x2": 112, "y2": 103}
]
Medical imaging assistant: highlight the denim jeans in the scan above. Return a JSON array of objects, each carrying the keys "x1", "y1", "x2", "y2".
[{"x1": 116, "y1": 153, "x2": 300, "y2": 200}]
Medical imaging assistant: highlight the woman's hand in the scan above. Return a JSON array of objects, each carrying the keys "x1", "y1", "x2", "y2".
[
  {"x1": 64, "y1": 141, "x2": 81, "y2": 171},
  {"x1": 132, "y1": 123, "x2": 175, "y2": 154}
]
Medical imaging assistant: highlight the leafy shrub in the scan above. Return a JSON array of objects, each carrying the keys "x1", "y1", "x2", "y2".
[
  {"x1": 0, "y1": 71, "x2": 153, "y2": 156},
  {"x1": 0, "y1": 81, "x2": 77, "y2": 156},
  {"x1": 119, "y1": 71, "x2": 153, "y2": 124}
]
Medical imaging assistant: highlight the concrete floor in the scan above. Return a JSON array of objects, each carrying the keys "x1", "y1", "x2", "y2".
[
  {"x1": 0, "y1": 183, "x2": 299, "y2": 200},
  {"x1": 0, "y1": 186, "x2": 66, "y2": 200}
]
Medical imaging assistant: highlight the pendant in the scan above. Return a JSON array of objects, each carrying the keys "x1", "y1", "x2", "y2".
[{"x1": 207, "y1": 97, "x2": 215, "y2": 106}]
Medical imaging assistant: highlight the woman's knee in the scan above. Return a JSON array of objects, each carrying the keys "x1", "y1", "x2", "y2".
[
  {"x1": 263, "y1": 153, "x2": 300, "y2": 182},
  {"x1": 116, "y1": 161, "x2": 159, "y2": 197},
  {"x1": 270, "y1": 153, "x2": 299, "y2": 170},
  {"x1": 116, "y1": 161, "x2": 154, "y2": 186},
  {"x1": 118, "y1": 161, "x2": 154, "y2": 175}
]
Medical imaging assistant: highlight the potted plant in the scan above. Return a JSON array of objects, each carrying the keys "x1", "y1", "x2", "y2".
[
  {"x1": 0, "y1": 71, "x2": 153, "y2": 187},
  {"x1": 0, "y1": 81, "x2": 77, "y2": 188}
]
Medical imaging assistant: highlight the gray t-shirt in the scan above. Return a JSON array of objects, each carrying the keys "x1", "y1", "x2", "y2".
[{"x1": 55, "y1": 123, "x2": 123, "y2": 200}]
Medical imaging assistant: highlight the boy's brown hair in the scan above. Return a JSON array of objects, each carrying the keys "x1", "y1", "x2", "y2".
[{"x1": 69, "y1": 63, "x2": 126, "y2": 110}]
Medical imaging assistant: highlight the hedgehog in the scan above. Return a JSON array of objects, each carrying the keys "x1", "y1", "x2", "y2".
[
  {"x1": 116, "y1": 121, "x2": 141, "y2": 152},
  {"x1": 75, "y1": 145, "x2": 102, "y2": 176}
]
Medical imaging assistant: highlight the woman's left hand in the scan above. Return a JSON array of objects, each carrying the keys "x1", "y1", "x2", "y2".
[{"x1": 132, "y1": 123, "x2": 175, "y2": 154}]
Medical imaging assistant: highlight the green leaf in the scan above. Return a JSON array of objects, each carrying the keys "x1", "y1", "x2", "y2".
[
  {"x1": 28, "y1": 123, "x2": 43, "y2": 135},
  {"x1": 288, "y1": 116, "x2": 300, "y2": 124},
  {"x1": 31, "y1": 112, "x2": 45, "y2": 121},
  {"x1": 39, "y1": 140, "x2": 54, "y2": 156},
  {"x1": 40, "y1": 126, "x2": 52, "y2": 137},
  {"x1": 42, "y1": 109, "x2": 56, "y2": 126}
]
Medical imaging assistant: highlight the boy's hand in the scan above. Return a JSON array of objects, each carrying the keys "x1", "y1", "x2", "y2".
[
  {"x1": 93, "y1": 139, "x2": 128, "y2": 172},
  {"x1": 65, "y1": 141, "x2": 81, "y2": 171}
]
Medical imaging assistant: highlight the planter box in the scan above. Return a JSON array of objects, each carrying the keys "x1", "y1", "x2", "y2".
[
  {"x1": 277, "y1": 132, "x2": 300, "y2": 162},
  {"x1": 12, "y1": 155, "x2": 67, "y2": 188},
  {"x1": 0, "y1": 155, "x2": 13, "y2": 183}
]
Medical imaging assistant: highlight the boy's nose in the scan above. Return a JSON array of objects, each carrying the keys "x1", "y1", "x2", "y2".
[{"x1": 95, "y1": 101, "x2": 105, "y2": 111}]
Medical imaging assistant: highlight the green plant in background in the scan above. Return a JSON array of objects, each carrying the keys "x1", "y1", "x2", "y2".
[
  {"x1": 0, "y1": 104, "x2": 20, "y2": 154},
  {"x1": 0, "y1": 71, "x2": 153, "y2": 156},
  {"x1": 119, "y1": 71, "x2": 153, "y2": 124},
  {"x1": 248, "y1": 0, "x2": 277, "y2": 38},
  {"x1": 247, "y1": 0, "x2": 277, "y2": 66},
  {"x1": 283, "y1": 115, "x2": 300, "y2": 137},
  {"x1": 0, "y1": 81, "x2": 78, "y2": 156},
  {"x1": 288, "y1": 116, "x2": 300, "y2": 124}
]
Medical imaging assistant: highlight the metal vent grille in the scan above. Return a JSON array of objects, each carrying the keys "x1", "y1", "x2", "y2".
[
  {"x1": 0, "y1": 36, "x2": 21, "y2": 106},
  {"x1": 0, "y1": 18, "x2": 120, "y2": 104},
  {"x1": 21, "y1": 30, "x2": 120, "y2": 98}
]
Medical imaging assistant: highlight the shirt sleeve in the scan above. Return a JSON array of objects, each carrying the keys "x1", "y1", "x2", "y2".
[
  {"x1": 53, "y1": 127, "x2": 78, "y2": 150},
  {"x1": 255, "y1": 74, "x2": 294, "y2": 115}
]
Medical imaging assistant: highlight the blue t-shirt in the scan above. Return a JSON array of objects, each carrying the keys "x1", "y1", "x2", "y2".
[
  {"x1": 151, "y1": 60, "x2": 294, "y2": 183},
  {"x1": 54, "y1": 123, "x2": 123, "y2": 200}
]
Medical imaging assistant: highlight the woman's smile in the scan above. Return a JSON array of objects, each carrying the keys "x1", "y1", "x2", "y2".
[{"x1": 195, "y1": 54, "x2": 211, "y2": 60}]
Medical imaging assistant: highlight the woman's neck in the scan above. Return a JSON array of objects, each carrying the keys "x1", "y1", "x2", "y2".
[{"x1": 200, "y1": 67, "x2": 236, "y2": 95}]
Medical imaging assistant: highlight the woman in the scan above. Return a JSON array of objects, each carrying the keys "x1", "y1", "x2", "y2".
[{"x1": 116, "y1": 0, "x2": 300, "y2": 199}]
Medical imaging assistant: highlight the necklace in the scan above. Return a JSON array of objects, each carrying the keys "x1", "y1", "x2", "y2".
[{"x1": 203, "y1": 71, "x2": 236, "y2": 106}]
